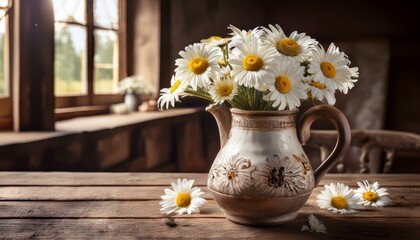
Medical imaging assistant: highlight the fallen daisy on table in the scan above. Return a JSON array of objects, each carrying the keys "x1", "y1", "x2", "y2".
[
  {"x1": 354, "y1": 180, "x2": 394, "y2": 207},
  {"x1": 301, "y1": 214, "x2": 327, "y2": 234},
  {"x1": 317, "y1": 182, "x2": 359, "y2": 214},
  {"x1": 159, "y1": 178, "x2": 207, "y2": 216}
]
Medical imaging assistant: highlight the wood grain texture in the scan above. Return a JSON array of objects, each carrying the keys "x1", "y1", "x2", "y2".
[
  {"x1": 13, "y1": 0, "x2": 55, "y2": 131},
  {"x1": 0, "y1": 200, "x2": 417, "y2": 219},
  {"x1": 0, "y1": 186, "x2": 418, "y2": 201},
  {"x1": 1, "y1": 172, "x2": 419, "y2": 186},
  {"x1": 0, "y1": 218, "x2": 418, "y2": 240},
  {"x1": 0, "y1": 172, "x2": 419, "y2": 239}
]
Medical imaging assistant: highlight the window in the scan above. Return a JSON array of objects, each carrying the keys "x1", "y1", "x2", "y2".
[
  {"x1": 53, "y1": 0, "x2": 125, "y2": 109},
  {"x1": 0, "y1": 0, "x2": 11, "y2": 130},
  {"x1": 0, "y1": 1, "x2": 8, "y2": 97}
]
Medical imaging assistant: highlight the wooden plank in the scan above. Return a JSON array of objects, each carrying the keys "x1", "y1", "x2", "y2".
[
  {"x1": 0, "y1": 132, "x2": 69, "y2": 146},
  {"x1": 0, "y1": 200, "x2": 418, "y2": 219},
  {"x1": 0, "y1": 186, "x2": 418, "y2": 203},
  {"x1": 55, "y1": 105, "x2": 109, "y2": 121},
  {"x1": 0, "y1": 218, "x2": 418, "y2": 239},
  {"x1": 0, "y1": 172, "x2": 208, "y2": 186},
  {"x1": 0, "y1": 186, "x2": 175, "y2": 201},
  {"x1": 56, "y1": 108, "x2": 203, "y2": 132},
  {"x1": 318, "y1": 174, "x2": 420, "y2": 187},
  {"x1": 0, "y1": 108, "x2": 203, "y2": 146},
  {"x1": 0, "y1": 200, "x2": 221, "y2": 219},
  {"x1": 0, "y1": 172, "x2": 419, "y2": 187}
]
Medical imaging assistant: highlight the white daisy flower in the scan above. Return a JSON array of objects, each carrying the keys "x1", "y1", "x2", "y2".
[
  {"x1": 229, "y1": 36, "x2": 279, "y2": 89},
  {"x1": 350, "y1": 66, "x2": 359, "y2": 78},
  {"x1": 308, "y1": 81, "x2": 336, "y2": 105},
  {"x1": 263, "y1": 59, "x2": 308, "y2": 110},
  {"x1": 263, "y1": 24, "x2": 318, "y2": 61},
  {"x1": 301, "y1": 214, "x2": 327, "y2": 234},
  {"x1": 157, "y1": 74, "x2": 187, "y2": 110},
  {"x1": 175, "y1": 43, "x2": 221, "y2": 90},
  {"x1": 307, "y1": 43, "x2": 355, "y2": 94},
  {"x1": 160, "y1": 178, "x2": 207, "y2": 215},
  {"x1": 354, "y1": 180, "x2": 394, "y2": 207},
  {"x1": 228, "y1": 24, "x2": 264, "y2": 47},
  {"x1": 209, "y1": 70, "x2": 237, "y2": 104},
  {"x1": 339, "y1": 66, "x2": 359, "y2": 94},
  {"x1": 317, "y1": 182, "x2": 359, "y2": 214},
  {"x1": 201, "y1": 36, "x2": 230, "y2": 48}
]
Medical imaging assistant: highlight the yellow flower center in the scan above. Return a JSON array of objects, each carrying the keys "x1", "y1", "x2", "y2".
[
  {"x1": 170, "y1": 80, "x2": 181, "y2": 93},
  {"x1": 321, "y1": 62, "x2": 336, "y2": 78},
  {"x1": 363, "y1": 191, "x2": 378, "y2": 201},
  {"x1": 276, "y1": 38, "x2": 300, "y2": 56},
  {"x1": 275, "y1": 75, "x2": 291, "y2": 94},
  {"x1": 210, "y1": 36, "x2": 222, "y2": 40},
  {"x1": 312, "y1": 81, "x2": 326, "y2": 89},
  {"x1": 331, "y1": 196, "x2": 347, "y2": 209},
  {"x1": 176, "y1": 192, "x2": 192, "y2": 208},
  {"x1": 189, "y1": 57, "x2": 209, "y2": 75},
  {"x1": 218, "y1": 84, "x2": 234, "y2": 97},
  {"x1": 242, "y1": 55, "x2": 263, "y2": 71}
]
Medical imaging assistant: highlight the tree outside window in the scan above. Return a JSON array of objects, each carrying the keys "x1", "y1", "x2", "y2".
[
  {"x1": 0, "y1": 0, "x2": 10, "y2": 97},
  {"x1": 53, "y1": 0, "x2": 120, "y2": 98}
]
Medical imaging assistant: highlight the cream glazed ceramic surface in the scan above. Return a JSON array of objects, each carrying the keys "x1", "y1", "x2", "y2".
[
  {"x1": 208, "y1": 126, "x2": 315, "y2": 198},
  {"x1": 207, "y1": 105, "x2": 351, "y2": 226}
]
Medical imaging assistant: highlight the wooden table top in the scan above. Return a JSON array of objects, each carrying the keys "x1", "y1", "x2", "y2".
[{"x1": 0, "y1": 172, "x2": 419, "y2": 239}]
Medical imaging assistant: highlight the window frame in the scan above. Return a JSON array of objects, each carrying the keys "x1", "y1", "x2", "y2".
[
  {"x1": 54, "y1": 0, "x2": 126, "y2": 113},
  {"x1": 0, "y1": 0, "x2": 12, "y2": 130}
]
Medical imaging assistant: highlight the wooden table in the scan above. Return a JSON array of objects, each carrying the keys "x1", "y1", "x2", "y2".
[{"x1": 0, "y1": 172, "x2": 419, "y2": 239}]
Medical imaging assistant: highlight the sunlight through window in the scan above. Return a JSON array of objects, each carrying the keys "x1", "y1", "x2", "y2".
[
  {"x1": 0, "y1": 1, "x2": 9, "y2": 97},
  {"x1": 52, "y1": 0, "x2": 119, "y2": 96}
]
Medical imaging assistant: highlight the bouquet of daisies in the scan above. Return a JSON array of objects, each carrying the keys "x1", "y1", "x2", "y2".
[
  {"x1": 158, "y1": 24, "x2": 359, "y2": 111},
  {"x1": 119, "y1": 75, "x2": 154, "y2": 96}
]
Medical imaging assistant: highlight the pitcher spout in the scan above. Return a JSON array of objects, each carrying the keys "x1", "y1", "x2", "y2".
[{"x1": 207, "y1": 104, "x2": 232, "y2": 148}]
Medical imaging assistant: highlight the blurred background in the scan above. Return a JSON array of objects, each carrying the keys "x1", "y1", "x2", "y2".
[
  {"x1": 0, "y1": 0, "x2": 419, "y2": 173},
  {"x1": 162, "y1": 0, "x2": 420, "y2": 133}
]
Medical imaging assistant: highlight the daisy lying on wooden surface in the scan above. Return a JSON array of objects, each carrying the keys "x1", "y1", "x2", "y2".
[{"x1": 317, "y1": 180, "x2": 394, "y2": 214}]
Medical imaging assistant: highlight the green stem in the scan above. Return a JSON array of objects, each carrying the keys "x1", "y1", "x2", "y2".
[{"x1": 184, "y1": 89, "x2": 213, "y2": 102}]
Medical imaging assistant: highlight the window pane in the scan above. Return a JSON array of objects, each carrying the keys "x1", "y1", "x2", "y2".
[
  {"x1": 0, "y1": 9, "x2": 7, "y2": 97},
  {"x1": 94, "y1": 0, "x2": 118, "y2": 29},
  {"x1": 0, "y1": 0, "x2": 8, "y2": 7},
  {"x1": 52, "y1": 0, "x2": 86, "y2": 24},
  {"x1": 54, "y1": 24, "x2": 87, "y2": 96},
  {"x1": 94, "y1": 30, "x2": 118, "y2": 94}
]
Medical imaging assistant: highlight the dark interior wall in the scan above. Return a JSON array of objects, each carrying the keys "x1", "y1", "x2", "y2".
[{"x1": 162, "y1": 0, "x2": 420, "y2": 133}]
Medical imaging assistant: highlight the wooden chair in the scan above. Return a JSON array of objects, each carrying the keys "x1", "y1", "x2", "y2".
[{"x1": 305, "y1": 129, "x2": 420, "y2": 173}]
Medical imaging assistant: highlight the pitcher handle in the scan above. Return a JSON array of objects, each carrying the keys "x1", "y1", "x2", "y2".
[{"x1": 298, "y1": 105, "x2": 351, "y2": 186}]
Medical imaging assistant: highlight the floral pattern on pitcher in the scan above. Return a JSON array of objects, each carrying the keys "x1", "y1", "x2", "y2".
[
  {"x1": 255, "y1": 155, "x2": 307, "y2": 197},
  {"x1": 209, "y1": 153, "x2": 256, "y2": 195},
  {"x1": 293, "y1": 153, "x2": 313, "y2": 176}
]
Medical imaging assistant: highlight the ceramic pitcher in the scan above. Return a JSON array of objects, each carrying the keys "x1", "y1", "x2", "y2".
[{"x1": 207, "y1": 104, "x2": 351, "y2": 226}]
